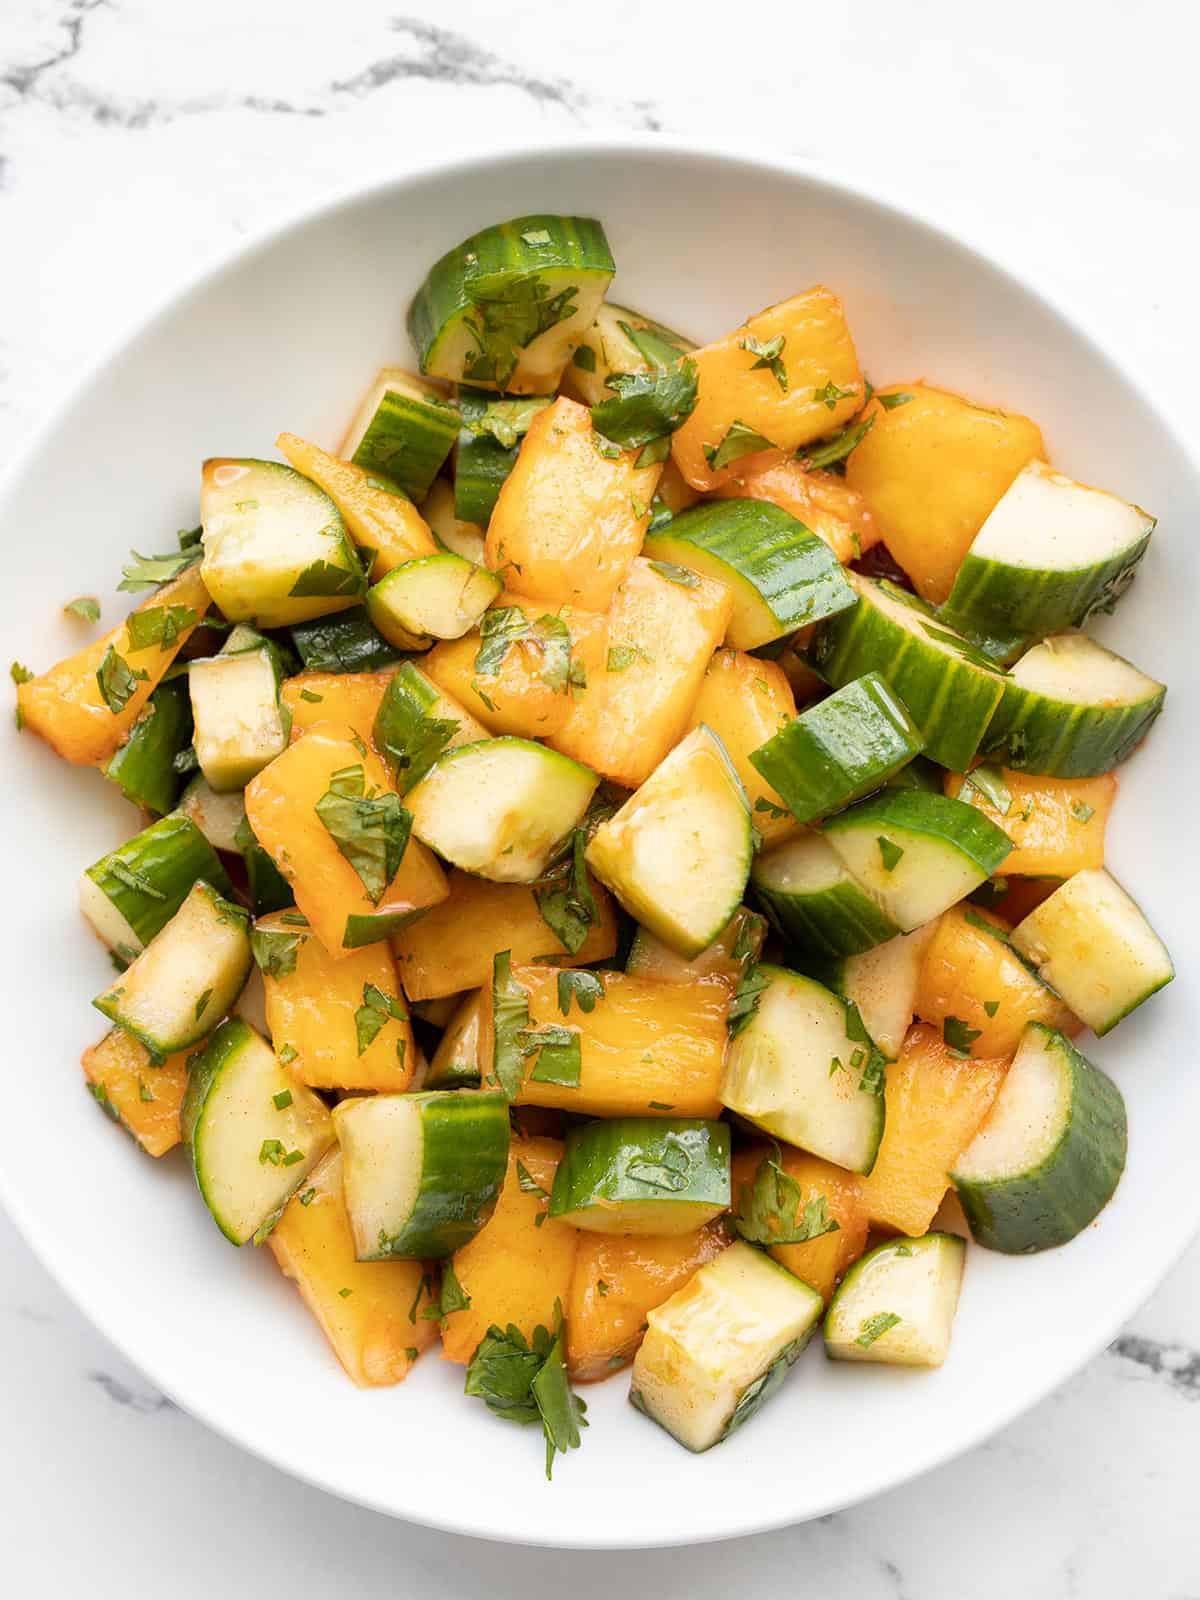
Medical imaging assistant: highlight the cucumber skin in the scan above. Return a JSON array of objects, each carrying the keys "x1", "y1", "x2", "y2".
[
  {"x1": 944, "y1": 532, "x2": 1152, "y2": 638},
  {"x1": 289, "y1": 606, "x2": 402, "y2": 674},
  {"x1": 753, "y1": 873, "x2": 898, "y2": 958},
  {"x1": 87, "y1": 814, "x2": 233, "y2": 947},
  {"x1": 234, "y1": 814, "x2": 293, "y2": 916},
  {"x1": 407, "y1": 215, "x2": 614, "y2": 388},
  {"x1": 105, "y1": 678, "x2": 193, "y2": 816},
  {"x1": 373, "y1": 662, "x2": 458, "y2": 793},
  {"x1": 549, "y1": 1118, "x2": 731, "y2": 1221},
  {"x1": 180, "y1": 1015, "x2": 246, "y2": 1149},
  {"x1": 349, "y1": 389, "x2": 458, "y2": 502},
  {"x1": 952, "y1": 1026, "x2": 1127, "y2": 1254},
  {"x1": 644, "y1": 500, "x2": 856, "y2": 645},
  {"x1": 811, "y1": 579, "x2": 1005, "y2": 773},
  {"x1": 454, "y1": 393, "x2": 553, "y2": 526},
  {"x1": 376, "y1": 1090, "x2": 510, "y2": 1260},
  {"x1": 982, "y1": 678, "x2": 1165, "y2": 778},
  {"x1": 749, "y1": 673, "x2": 924, "y2": 825},
  {"x1": 821, "y1": 787, "x2": 1013, "y2": 879}
]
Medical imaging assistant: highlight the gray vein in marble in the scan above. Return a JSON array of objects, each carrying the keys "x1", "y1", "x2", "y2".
[
  {"x1": 88, "y1": 1370, "x2": 174, "y2": 1413},
  {"x1": 1108, "y1": 1333, "x2": 1200, "y2": 1399},
  {"x1": 1, "y1": 0, "x2": 109, "y2": 97},
  {"x1": 1, "y1": 10, "x2": 662, "y2": 131}
]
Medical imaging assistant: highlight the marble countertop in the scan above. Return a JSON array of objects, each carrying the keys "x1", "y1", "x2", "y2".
[{"x1": 3, "y1": 2, "x2": 1199, "y2": 1594}]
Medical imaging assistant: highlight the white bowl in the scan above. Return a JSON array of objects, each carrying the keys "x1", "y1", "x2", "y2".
[{"x1": 2, "y1": 141, "x2": 1197, "y2": 1549}]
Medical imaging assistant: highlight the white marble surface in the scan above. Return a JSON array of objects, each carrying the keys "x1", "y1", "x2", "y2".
[{"x1": 3, "y1": 1, "x2": 1199, "y2": 1593}]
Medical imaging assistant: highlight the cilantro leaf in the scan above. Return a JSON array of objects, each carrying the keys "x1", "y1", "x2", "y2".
[
  {"x1": 647, "y1": 559, "x2": 699, "y2": 588},
  {"x1": 125, "y1": 604, "x2": 199, "y2": 652},
  {"x1": 64, "y1": 596, "x2": 100, "y2": 623},
  {"x1": 530, "y1": 1319, "x2": 588, "y2": 1479},
  {"x1": 533, "y1": 826, "x2": 599, "y2": 955},
  {"x1": 354, "y1": 981, "x2": 408, "y2": 1055},
  {"x1": 591, "y1": 359, "x2": 699, "y2": 451},
  {"x1": 461, "y1": 273, "x2": 579, "y2": 389},
  {"x1": 557, "y1": 969, "x2": 605, "y2": 1017},
  {"x1": 740, "y1": 334, "x2": 787, "y2": 391},
  {"x1": 118, "y1": 546, "x2": 201, "y2": 593},
  {"x1": 963, "y1": 764, "x2": 1012, "y2": 815},
  {"x1": 813, "y1": 380, "x2": 857, "y2": 410},
  {"x1": 735, "y1": 1149, "x2": 841, "y2": 1245},
  {"x1": 728, "y1": 964, "x2": 771, "y2": 1038},
  {"x1": 95, "y1": 645, "x2": 149, "y2": 714},
  {"x1": 438, "y1": 1260, "x2": 472, "y2": 1316},
  {"x1": 877, "y1": 391, "x2": 914, "y2": 410},
  {"x1": 314, "y1": 764, "x2": 411, "y2": 903},
  {"x1": 459, "y1": 395, "x2": 550, "y2": 450},
  {"x1": 943, "y1": 1015, "x2": 982, "y2": 1056},
  {"x1": 704, "y1": 420, "x2": 774, "y2": 471},
  {"x1": 798, "y1": 414, "x2": 876, "y2": 471},
  {"x1": 516, "y1": 1160, "x2": 549, "y2": 1198},
  {"x1": 877, "y1": 834, "x2": 904, "y2": 872},
  {"x1": 520, "y1": 1023, "x2": 581, "y2": 1088},
  {"x1": 288, "y1": 559, "x2": 364, "y2": 599},
  {"x1": 856, "y1": 1311, "x2": 902, "y2": 1348},
  {"x1": 491, "y1": 951, "x2": 532, "y2": 1100},
  {"x1": 1072, "y1": 802, "x2": 1095, "y2": 823},
  {"x1": 720, "y1": 1336, "x2": 806, "y2": 1440},
  {"x1": 465, "y1": 1322, "x2": 552, "y2": 1424}
]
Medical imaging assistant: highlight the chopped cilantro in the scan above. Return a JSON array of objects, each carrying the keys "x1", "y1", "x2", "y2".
[
  {"x1": 963, "y1": 765, "x2": 1012, "y2": 815},
  {"x1": 740, "y1": 334, "x2": 787, "y2": 391},
  {"x1": 557, "y1": 969, "x2": 605, "y2": 1017},
  {"x1": 812, "y1": 380, "x2": 856, "y2": 410},
  {"x1": 299, "y1": 688, "x2": 324, "y2": 704},
  {"x1": 647, "y1": 559, "x2": 699, "y2": 588},
  {"x1": 118, "y1": 546, "x2": 201, "y2": 593},
  {"x1": 983, "y1": 1000, "x2": 1000, "y2": 1018},
  {"x1": 273, "y1": 1088, "x2": 293, "y2": 1110},
  {"x1": 194, "y1": 988, "x2": 213, "y2": 1021},
  {"x1": 729, "y1": 965, "x2": 771, "y2": 1038},
  {"x1": 877, "y1": 391, "x2": 914, "y2": 410},
  {"x1": 704, "y1": 419, "x2": 774, "y2": 470},
  {"x1": 1072, "y1": 802, "x2": 1095, "y2": 823},
  {"x1": 354, "y1": 982, "x2": 408, "y2": 1055},
  {"x1": 95, "y1": 646, "x2": 149, "y2": 714},
  {"x1": 591, "y1": 360, "x2": 699, "y2": 451},
  {"x1": 250, "y1": 927, "x2": 302, "y2": 979},
  {"x1": 299, "y1": 1187, "x2": 316, "y2": 1206},
  {"x1": 877, "y1": 834, "x2": 904, "y2": 872},
  {"x1": 798, "y1": 414, "x2": 875, "y2": 471},
  {"x1": 572, "y1": 344, "x2": 596, "y2": 372},
  {"x1": 735, "y1": 1148, "x2": 841, "y2": 1246},
  {"x1": 943, "y1": 1015, "x2": 982, "y2": 1056},
  {"x1": 125, "y1": 604, "x2": 199, "y2": 651},
  {"x1": 856, "y1": 1311, "x2": 902, "y2": 1348},
  {"x1": 516, "y1": 1161, "x2": 549, "y2": 1199},
  {"x1": 314, "y1": 763, "x2": 411, "y2": 902},
  {"x1": 64, "y1": 596, "x2": 100, "y2": 623}
]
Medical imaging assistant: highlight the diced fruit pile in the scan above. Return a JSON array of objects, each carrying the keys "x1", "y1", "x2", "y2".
[{"x1": 18, "y1": 212, "x2": 1171, "y2": 1475}]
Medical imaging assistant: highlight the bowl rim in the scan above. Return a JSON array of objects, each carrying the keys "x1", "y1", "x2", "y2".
[{"x1": 2, "y1": 133, "x2": 1197, "y2": 1548}]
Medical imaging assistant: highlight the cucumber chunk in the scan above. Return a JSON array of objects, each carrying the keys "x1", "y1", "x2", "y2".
[
  {"x1": 943, "y1": 460, "x2": 1155, "y2": 637},
  {"x1": 340, "y1": 367, "x2": 458, "y2": 501},
  {"x1": 289, "y1": 605, "x2": 401, "y2": 674},
  {"x1": 630, "y1": 1240, "x2": 823, "y2": 1452},
  {"x1": 176, "y1": 774, "x2": 246, "y2": 854},
  {"x1": 424, "y1": 992, "x2": 482, "y2": 1089},
  {"x1": 822, "y1": 790, "x2": 1012, "y2": 932},
  {"x1": 422, "y1": 478, "x2": 486, "y2": 565},
  {"x1": 983, "y1": 633, "x2": 1165, "y2": 777},
  {"x1": 105, "y1": 677, "x2": 193, "y2": 816},
  {"x1": 1010, "y1": 868, "x2": 1173, "y2": 1034},
  {"x1": 625, "y1": 906, "x2": 766, "y2": 985},
  {"x1": 586, "y1": 725, "x2": 751, "y2": 958},
  {"x1": 752, "y1": 831, "x2": 900, "y2": 958},
  {"x1": 407, "y1": 214, "x2": 615, "y2": 393},
  {"x1": 93, "y1": 880, "x2": 251, "y2": 1055},
  {"x1": 407, "y1": 737, "x2": 598, "y2": 883},
  {"x1": 366, "y1": 553, "x2": 502, "y2": 648},
  {"x1": 750, "y1": 672, "x2": 924, "y2": 824},
  {"x1": 565, "y1": 301, "x2": 694, "y2": 407},
  {"x1": 643, "y1": 499, "x2": 856, "y2": 650},
  {"x1": 824, "y1": 1232, "x2": 965, "y2": 1365},
  {"x1": 181, "y1": 1017, "x2": 334, "y2": 1245},
  {"x1": 952, "y1": 1022, "x2": 1127, "y2": 1253},
  {"x1": 373, "y1": 660, "x2": 487, "y2": 793},
  {"x1": 201, "y1": 458, "x2": 366, "y2": 628},
  {"x1": 332, "y1": 1090, "x2": 510, "y2": 1259},
  {"x1": 549, "y1": 1118, "x2": 731, "y2": 1235},
  {"x1": 810, "y1": 574, "x2": 1007, "y2": 771},
  {"x1": 80, "y1": 813, "x2": 232, "y2": 955},
  {"x1": 801, "y1": 923, "x2": 938, "y2": 1060},
  {"x1": 720, "y1": 965, "x2": 887, "y2": 1174},
  {"x1": 188, "y1": 634, "x2": 289, "y2": 792},
  {"x1": 454, "y1": 392, "x2": 553, "y2": 526}
]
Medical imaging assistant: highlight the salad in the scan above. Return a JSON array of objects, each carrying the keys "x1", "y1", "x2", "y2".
[{"x1": 14, "y1": 212, "x2": 1172, "y2": 1476}]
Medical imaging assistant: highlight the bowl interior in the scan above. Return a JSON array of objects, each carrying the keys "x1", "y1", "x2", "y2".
[{"x1": 2, "y1": 143, "x2": 1197, "y2": 1547}]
